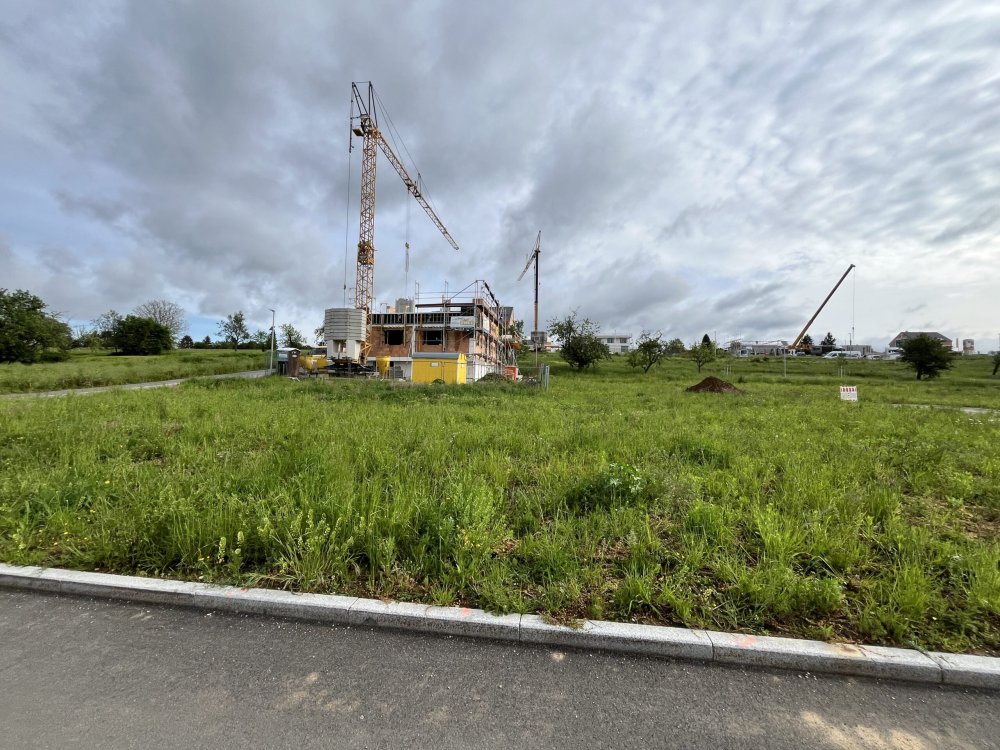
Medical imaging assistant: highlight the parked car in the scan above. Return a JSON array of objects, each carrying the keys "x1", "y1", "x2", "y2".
[{"x1": 823, "y1": 350, "x2": 862, "y2": 359}]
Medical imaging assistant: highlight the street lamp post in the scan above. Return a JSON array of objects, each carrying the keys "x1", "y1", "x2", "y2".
[{"x1": 268, "y1": 308, "x2": 276, "y2": 374}]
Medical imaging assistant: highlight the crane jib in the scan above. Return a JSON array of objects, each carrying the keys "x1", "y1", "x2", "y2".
[{"x1": 349, "y1": 81, "x2": 459, "y2": 364}]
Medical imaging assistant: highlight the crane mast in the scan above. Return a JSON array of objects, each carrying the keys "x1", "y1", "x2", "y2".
[
  {"x1": 350, "y1": 81, "x2": 459, "y2": 362},
  {"x1": 517, "y1": 231, "x2": 541, "y2": 350}
]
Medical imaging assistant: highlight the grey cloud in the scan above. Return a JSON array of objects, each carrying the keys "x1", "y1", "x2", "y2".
[
  {"x1": 2, "y1": 1, "x2": 999, "y2": 345},
  {"x1": 55, "y1": 191, "x2": 131, "y2": 225},
  {"x1": 713, "y1": 281, "x2": 784, "y2": 314},
  {"x1": 932, "y1": 207, "x2": 1000, "y2": 245}
]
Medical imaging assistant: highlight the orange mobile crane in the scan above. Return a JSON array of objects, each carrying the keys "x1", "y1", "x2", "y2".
[{"x1": 350, "y1": 81, "x2": 459, "y2": 364}]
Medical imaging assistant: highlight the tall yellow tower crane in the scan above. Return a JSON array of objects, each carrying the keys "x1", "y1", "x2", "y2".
[{"x1": 350, "y1": 81, "x2": 459, "y2": 362}]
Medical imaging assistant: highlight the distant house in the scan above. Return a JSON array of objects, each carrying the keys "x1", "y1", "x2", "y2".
[
  {"x1": 888, "y1": 331, "x2": 952, "y2": 350},
  {"x1": 601, "y1": 333, "x2": 632, "y2": 354}
]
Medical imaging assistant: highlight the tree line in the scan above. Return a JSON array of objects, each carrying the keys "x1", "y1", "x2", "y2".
[
  {"x1": 544, "y1": 311, "x2": 986, "y2": 380},
  {"x1": 1, "y1": 289, "x2": 317, "y2": 364},
  {"x1": 547, "y1": 312, "x2": 718, "y2": 373}
]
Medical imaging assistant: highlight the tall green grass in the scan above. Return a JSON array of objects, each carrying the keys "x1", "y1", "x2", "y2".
[
  {"x1": 0, "y1": 349, "x2": 267, "y2": 393},
  {"x1": 0, "y1": 356, "x2": 997, "y2": 654}
]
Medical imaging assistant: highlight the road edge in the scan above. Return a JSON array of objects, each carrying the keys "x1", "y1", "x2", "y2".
[{"x1": 1, "y1": 563, "x2": 996, "y2": 689}]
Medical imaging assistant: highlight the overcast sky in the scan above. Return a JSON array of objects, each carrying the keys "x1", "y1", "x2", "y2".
[{"x1": 2, "y1": 1, "x2": 998, "y2": 350}]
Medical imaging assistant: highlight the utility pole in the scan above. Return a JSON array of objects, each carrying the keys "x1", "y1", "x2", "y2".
[
  {"x1": 268, "y1": 308, "x2": 276, "y2": 374},
  {"x1": 517, "y1": 231, "x2": 542, "y2": 367}
]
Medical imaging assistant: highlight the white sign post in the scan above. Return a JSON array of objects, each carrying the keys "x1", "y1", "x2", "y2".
[{"x1": 839, "y1": 385, "x2": 858, "y2": 401}]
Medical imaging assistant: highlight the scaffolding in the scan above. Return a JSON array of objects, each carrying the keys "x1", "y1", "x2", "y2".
[{"x1": 368, "y1": 280, "x2": 518, "y2": 381}]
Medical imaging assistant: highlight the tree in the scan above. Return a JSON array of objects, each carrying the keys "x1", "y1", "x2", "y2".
[
  {"x1": 701, "y1": 333, "x2": 711, "y2": 346},
  {"x1": 665, "y1": 338, "x2": 686, "y2": 356},
  {"x1": 133, "y1": 299, "x2": 186, "y2": 339},
  {"x1": 251, "y1": 330, "x2": 271, "y2": 350},
  {"x1": 178, "y1": 335, "x2": 194, "y2": 349},
  {"x1": 800, "y1": 334, "x2": 814, "y2": 351},
  {"x1": 548, "y1": 312, "x2": 610, "y2": 371},
  {"x1": 993, "y1": 352, "x2": 1000, "y2": 377},
  {"x1": 820, "y1": 332, "x2": 837, "y2": 353},
  {"x1": 313, "y1": 325, "x2": 326, "y2": 346},
  {"x1": 112, "y1": 316, "x2": 173, "y2": 355},
  {"x1": 280, "y1": 323, "x2": 305, "y2": 348},
  {"x1": 0, "y1": 289, "x2": 72, "y2": 363},
  {"x1": 899, "y1": 334, "x2": 954, "y2": 380},
  {"x1": 217, "y1": 311, "x2": 250, "y2": 349},
  {"x1": 689, "y1": 339, "x2": 717, "y2": 373},
  {"x1": 511, "y1": 319, "x2": 525, "y2": 343},
  {"x1": 627, "y1": 331, "x2": 666, "y2": 373},
  {"x1": 93, "y1": 310, "x2": 124, "y2": 350},
  {"x1": 72, "y1": 326, "x2": 102, "y2": 350}
]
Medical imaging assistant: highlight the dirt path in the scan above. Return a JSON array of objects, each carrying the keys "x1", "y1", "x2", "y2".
[
  {"x1": 894, "y1": 403, "x2": 1000, "y2": 415},
  {"x1": 0, "y1": 369, "x2": 269, "y2": 399}
]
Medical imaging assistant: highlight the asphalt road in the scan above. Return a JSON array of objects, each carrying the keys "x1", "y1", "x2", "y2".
[{"x1": 1, "y1": 591, "x2": 997, "y2": 749}]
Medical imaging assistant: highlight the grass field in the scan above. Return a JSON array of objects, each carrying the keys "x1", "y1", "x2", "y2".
[
  {"x1": 0, "y1": 354, "x2": 997, "y2": 654},
  {"x1": 0, "y1": 349, "x2": 268, "y2": 393}
]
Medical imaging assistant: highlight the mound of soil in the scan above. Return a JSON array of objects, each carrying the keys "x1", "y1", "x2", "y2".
[{"x1": 685, "y1": 376, "x2": 744, "y2": 394}]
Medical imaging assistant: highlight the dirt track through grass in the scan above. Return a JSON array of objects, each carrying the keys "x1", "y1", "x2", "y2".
[{"x1": 0, "y1": 349, "x2": 267, "y2": 393}]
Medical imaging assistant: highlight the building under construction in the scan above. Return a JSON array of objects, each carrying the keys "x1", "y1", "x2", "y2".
[
  {"x1": 322, "y1": 83, "x2": 524, "y2": 382},
  {"x1": 362, "y1": 280, "x2": 519, "y2": 382}
]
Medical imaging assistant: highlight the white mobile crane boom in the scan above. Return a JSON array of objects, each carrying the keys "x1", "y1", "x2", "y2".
[{"x1": 790, "y1": 264, "x2": 855, "y2": 350}]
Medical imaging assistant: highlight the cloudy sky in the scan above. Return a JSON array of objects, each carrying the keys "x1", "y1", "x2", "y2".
[{"x1": 2, "y1": 1, "x2": 998, "y2": 350}]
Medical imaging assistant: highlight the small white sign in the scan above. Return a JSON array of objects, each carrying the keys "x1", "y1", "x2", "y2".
[{"x1": 840, "y1": 385, "x2": 858, "y2": 401}]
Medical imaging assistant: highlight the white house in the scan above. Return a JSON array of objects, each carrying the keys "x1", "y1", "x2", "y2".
[{"x1": 600, "y1": 333, "x2": 632, "y2": 354}]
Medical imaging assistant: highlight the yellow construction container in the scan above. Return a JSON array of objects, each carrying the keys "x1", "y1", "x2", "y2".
[
  {"x1": 300, "y1": 353, "x2": 328, "y2": 372},
  {"x1": 411, "y1": 353, "x2": 467, "y2": 384}
]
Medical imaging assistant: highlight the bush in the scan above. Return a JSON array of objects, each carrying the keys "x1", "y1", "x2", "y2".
[
  {"x1": 549, "y1": 312, "x2": 610, "y2": 371},
  {"x1": 112, "y1": 316, "x2": 174, "y2": 355},
  {"x1": 0, "y1": 288, "x2": 72, "y2": 363},
  {"x1": 38, "y1": 349, "x2": 70, "y2": 363},
  {"x1": 899, "y1": 335, "x2": 954, "y2": 380}
]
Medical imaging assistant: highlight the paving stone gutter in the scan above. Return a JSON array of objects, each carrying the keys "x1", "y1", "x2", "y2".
[{"x1": 1, "y1": 564, "x2": 996, "y2": 690}]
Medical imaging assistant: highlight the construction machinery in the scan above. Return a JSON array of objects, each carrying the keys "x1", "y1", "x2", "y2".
[
  {"x1": 326, "y1": 81, "x2": 459, "y2": 374},
  {"x1": 789, "y1": 264, "x2": 856, "y2": 352},
  {"x1": 517, "y1": 231, "x2": 544, "y2": 351}
]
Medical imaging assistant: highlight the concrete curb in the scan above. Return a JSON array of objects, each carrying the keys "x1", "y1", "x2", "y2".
[{"x1": 1, "y1": 564, "x2": 996, "y2": 690}]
